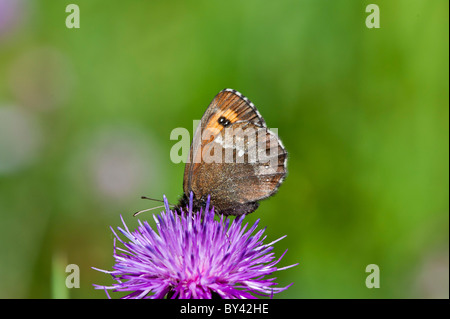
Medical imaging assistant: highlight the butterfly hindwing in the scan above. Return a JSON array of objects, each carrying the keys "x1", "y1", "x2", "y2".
[{"x1": 192, "y1": 122, "x2": 286, "y2": 216}]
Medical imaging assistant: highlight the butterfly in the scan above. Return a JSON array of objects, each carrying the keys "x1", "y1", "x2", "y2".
[{"x1": 173, "y1": 88, "x2": 287, "y2": 216}]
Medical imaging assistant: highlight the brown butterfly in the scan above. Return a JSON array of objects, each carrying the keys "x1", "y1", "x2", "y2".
[{"x1": 174, "y1": 89, "x2": 287, "y2": 216}]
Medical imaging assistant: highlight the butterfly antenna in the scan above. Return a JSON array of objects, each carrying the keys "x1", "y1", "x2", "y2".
[
  {"x1": 133, "y1": 205, "x2": 166, "y2": 217},
  {"x1": 140, "y1": 196, "x2": 175, "y2": 207}
]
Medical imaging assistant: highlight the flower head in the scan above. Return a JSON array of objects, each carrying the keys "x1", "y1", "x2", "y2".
[{"x1": 93, "y1": 193, "x2": 298, "y2": 299}]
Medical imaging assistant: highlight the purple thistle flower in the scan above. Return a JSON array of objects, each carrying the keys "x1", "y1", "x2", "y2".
[{"x1": 93, "y1": 193, "x2": 298, "y2": 299}]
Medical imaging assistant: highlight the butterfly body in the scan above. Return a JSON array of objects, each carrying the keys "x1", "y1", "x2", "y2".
[{"x1": 175, "y1": 89, "x2": 287, "y2": 216}]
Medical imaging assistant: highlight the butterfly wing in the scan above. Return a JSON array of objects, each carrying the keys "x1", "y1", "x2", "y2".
[
  {"x1": 191, "y1": 121, "x2": 287, "y2": 216},
  {"x1": 183, "y1": 89, "x2": 266, "y2": 194},
  {"x1": 183, "y1": 89, "x2": 287, "y2": 216}
]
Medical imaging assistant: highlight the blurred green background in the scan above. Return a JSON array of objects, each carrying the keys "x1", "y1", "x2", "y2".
[{"x1": 0, "y1": 0, "x2": 448, "y2": 299}]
